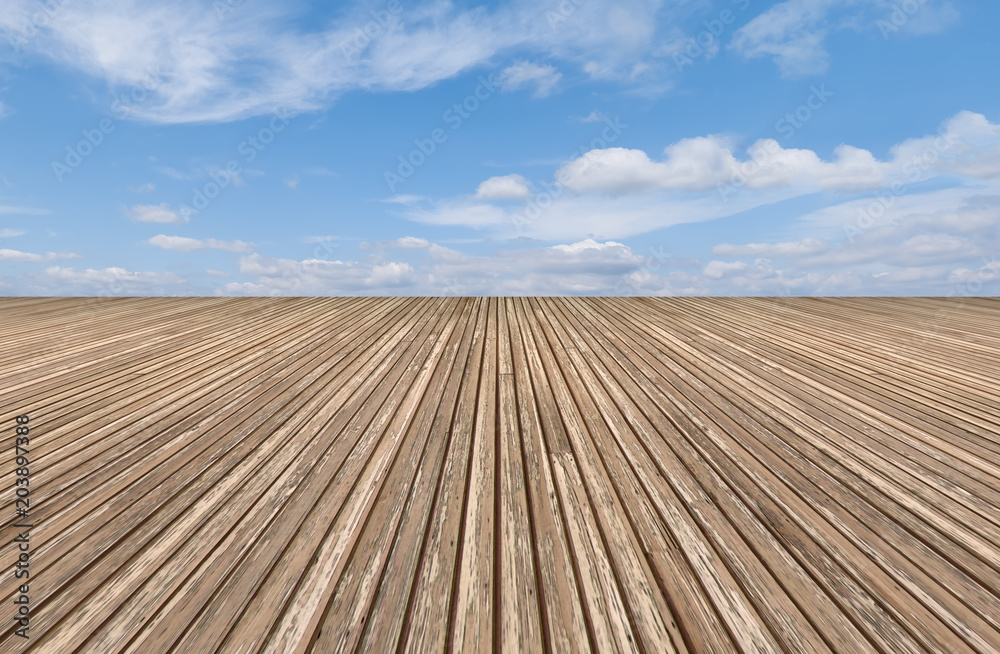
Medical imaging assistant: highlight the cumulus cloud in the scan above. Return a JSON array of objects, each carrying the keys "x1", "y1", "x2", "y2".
[
  {"x1": 127, "y1": 203, "x2": 186, "y2": 224},
  {"x1": 401, "y1": 111, "x2": 1000, "y2": 242},
  {"x1": 474, "y1": 174, "x2": 533, "y2": 200},
  {"x1": 555, "y1": 138, "x2": 888, "y2": 194},
  {"x1": 498, "y1": 61, "x2": 562, "y2": 97},
  {"x1": 889, "y1": 110, "x2": 1000, "y2": 181},
  {"x1": 148, "y1": 234, "x2": 255, "y2": 253}
]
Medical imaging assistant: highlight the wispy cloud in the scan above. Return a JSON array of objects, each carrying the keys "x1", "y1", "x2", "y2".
[
  {"x1": 498, "y1": 61, "x2": 562, "y2": 97},
  {"x1": 730, "y1": 0, "x2": 960, "y2": 77},
  {"x1": 148, "y1": 234, "x2": 255, "y2": 253},
  {"x1": 155, "y1": 166, "x2": 193, "y2": 181},
  {"x1": 3, "y1": 0, "x2": 681, "y2": 123},
  {"x1": 0, "y1": 249, "x2": 81, "y2": 262},
  {"x1": 126, "y1": 203, "x2": 187, "y2": 223}
]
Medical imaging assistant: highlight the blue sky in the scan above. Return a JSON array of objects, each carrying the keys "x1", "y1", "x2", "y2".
[{"x1": 1, "y1": 0, "x2": 999, "y2": 295}]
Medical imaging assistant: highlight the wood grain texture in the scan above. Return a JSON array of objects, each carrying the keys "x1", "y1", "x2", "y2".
[{"x1": 1, "y1": 297, "x2": 999, "y2": 653}]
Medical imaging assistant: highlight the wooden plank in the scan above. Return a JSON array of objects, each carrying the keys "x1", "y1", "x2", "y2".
[{"x1": 0, "y1": 297, "x2": 998, "y2": 653}]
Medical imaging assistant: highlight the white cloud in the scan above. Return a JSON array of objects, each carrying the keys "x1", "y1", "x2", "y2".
[
  {"x1": 402, "y1": 111, "x2": 1000, "y2": 242},
  {"x1": 156, "y1": 167, "x2": 192, "y2": 181},
  {"x1": 0, "y1": 249, "x2": 80, "y2": 262},
  {"x1": 0, "y1": 0, "x2": 676, "y2": 124},
  {"x1": 389, "y1": 236, "x2": 433, "y2": 249},
  {"x1": 697, "y1": 188, "x2": 1000, "y2": 295},
  {"x1": 889, "y1": 111, "x2": 1000, "y2": 181},
  {"x1": 556, "y1": 138, "x2": 888, "y2": 194},
  {"x1": 0, "y1": 228, "x2": 26, "y2": 238},
  {"x1": 220, "y1": 238, "x2": 647, "y2": 295},
  {"x1": 223, "y1": 253, "x2": 417, "y2": 295},
  {"x1": 127, "y1": 203, "x2": 187, "y2": 223},
  {"x1": 381, "y1": 194, "x2": 425, "y2": 206},
  {"x1": 474, "y1": 174, "x2": 533, "y2": 200},
  {"x1": 551, "y1": 238, "x2": 627, "y2": 255},
  {"x1": 1, "y1": 249, "x2": 43, "y2": 262},
  {"x1": 714, "y1": 191, "x2": 999, "y2": 267},
  {"x1": 730, "y1": 0, "x2": 960, "y2": 77},
  {"x1": 498, "y1": 61, "x2": 562, "y2": 97},
  {"x1": 713, "y1": 238, "x2": 828, "y2": 258},
  {"x1": 39, "y1": 266, "x2": 189, "y2": 294},
  {"x1": 129, "y1": 182, "x2": 156, "y2": 193},
  {"x1": 730, "y1": 0, "x2": 838, "y2": 77},
  {"x1": 948, "y1": 258, "x2": 1000, "y2": 286},
  {"x1": 148, "y1": 234, "x2": 255, "y2": 253},
  {"x1": 7, "y1": 230, "x2": 995, "y2": 296},
  {"x1": 0, "y1": 101, "x2": 9, "y2": 119},
  {"x1": 406, "y1": 187, "x2": 806, "y2": 241},
  {"x1": 407, "y1": 201, "x2": 511, "y2": 229},
  {"x1": 579, "y1": 110, "x2": 607, "y2": 123},
  {"x1": 703, "y1": 260, "x2": 749, "y2": 279}
]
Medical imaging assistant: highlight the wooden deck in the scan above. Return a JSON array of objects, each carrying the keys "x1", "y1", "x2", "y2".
[{"x1": 2, "y1": 297, "x2": 1000, "y2": 653}]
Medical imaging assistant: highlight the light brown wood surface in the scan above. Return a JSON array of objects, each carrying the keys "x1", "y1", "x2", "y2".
[{"x1": 1, "y1": 297, "x2": 999, "y2": 653}]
